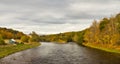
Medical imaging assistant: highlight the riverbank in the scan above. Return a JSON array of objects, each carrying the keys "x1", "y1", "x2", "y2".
[
  {"x1": 0, "y1": 42, "x2": 40, "y2": 59},
  {"x1": 83, "y1": 43, "x2": 120, "y2": 54}
]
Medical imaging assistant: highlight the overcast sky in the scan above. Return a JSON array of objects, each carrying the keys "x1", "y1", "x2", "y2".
[{"x1": 0, "y1": 0, "x2": 120, "y2": 34}]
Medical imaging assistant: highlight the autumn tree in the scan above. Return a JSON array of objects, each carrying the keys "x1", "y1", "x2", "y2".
[
  {"x1": 29, "y1": 31, "x2": 40, "y2": 42},
  {"x1": 83, "y1": 13, "x2": 120, "y2": 49}
]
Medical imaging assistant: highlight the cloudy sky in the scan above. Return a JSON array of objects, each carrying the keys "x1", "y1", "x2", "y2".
[{"x1": 0, "y1": 0, "x2": 120, "y2": 34}]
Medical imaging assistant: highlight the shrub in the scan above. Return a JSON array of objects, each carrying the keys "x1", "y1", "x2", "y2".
[
  {"x1": 0, "y1": 35, "x2": 5, "y2": 45},
  {"x1": 21, "y1": 36, "x2": 29, "y2": 42}
]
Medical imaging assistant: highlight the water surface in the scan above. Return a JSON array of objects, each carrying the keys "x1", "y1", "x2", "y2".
[{"x1": 0, "y1": 42, "x2": 120, "y2": 64}]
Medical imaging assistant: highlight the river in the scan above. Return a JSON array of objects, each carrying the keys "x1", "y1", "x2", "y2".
[{"x1": 0, "y1": 42, "x2": 120, "y2": 64}]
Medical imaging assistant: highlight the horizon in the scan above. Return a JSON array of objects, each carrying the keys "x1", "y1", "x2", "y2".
[{"x1": 0, "y1": 0, "x2": 120, "y2": 34}]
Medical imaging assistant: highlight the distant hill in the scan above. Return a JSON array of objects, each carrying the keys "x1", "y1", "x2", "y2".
[{"x1": 0, "y1": 27, "x2": 26, "y2": 39}]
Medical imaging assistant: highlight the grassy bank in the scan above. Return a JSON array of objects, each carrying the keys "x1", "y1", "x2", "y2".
[
  {"x1": 0, "y1": 42, "x2": 40, "y2": 59},
  {"x1": 83, "y1": 43, "x2": 120, "y2": 54}
]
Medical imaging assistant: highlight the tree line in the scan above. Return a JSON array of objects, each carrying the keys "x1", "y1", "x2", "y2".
[
  {"x1": 39, "y1": 13, "x2": 120, "y2": 48},
  {"x1": 84, "y1": 13, "x2": 120, "y2": 48},
  {"x1": 0, "y1": 27, "x2": 40, "y2": 45},
  {"x1": 0, "y1": 27, "x2": 25, "y2": 39},
  {"x1": 39, "y1": 31, "x2": 85, "y2": 44}
]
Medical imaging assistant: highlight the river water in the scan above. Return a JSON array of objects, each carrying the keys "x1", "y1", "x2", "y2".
[{"x1": 0, "y1": 42, "x2": 120, "y2": 64}]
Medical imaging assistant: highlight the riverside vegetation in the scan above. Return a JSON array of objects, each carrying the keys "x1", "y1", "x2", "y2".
[
  {"x1": 0, "y1": 28, "x2": 40, "y2": 58},
  {"x1": 39, "y1": 13, "x2": 120, "y2": 53},
  {"x1": 83, "y1": 13, "x2": 120, "y2": 53}
]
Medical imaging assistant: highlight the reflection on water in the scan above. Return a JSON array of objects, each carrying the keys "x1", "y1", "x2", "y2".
[{"x1": 0, "y1": 42, "x2": 120, "y2": 64}]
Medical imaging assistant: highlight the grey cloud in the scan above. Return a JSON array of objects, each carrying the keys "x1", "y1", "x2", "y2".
[
  {"x1": 0, "y1": 0, "x2": 119, "y2": 34},
  {"x1": 35, "y1": 20, "x2": 67, "y2": 24},
  {"x1": 72, "y1": 0, "x2": 120, "y2": 3},
  {"x1": 0, "y1": 0, "x2": 70, "y2": 9}
]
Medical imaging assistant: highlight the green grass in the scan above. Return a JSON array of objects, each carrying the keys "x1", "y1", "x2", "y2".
[
  {"x1": 0, "y1": 42, "x2": 40, "y2": 59},
  {"x1": 83, "y1": 43, "x2": 120, "y2": 54}
]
